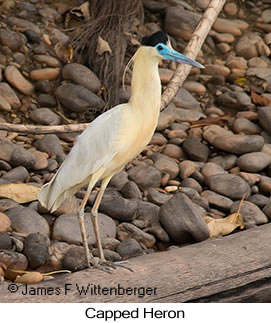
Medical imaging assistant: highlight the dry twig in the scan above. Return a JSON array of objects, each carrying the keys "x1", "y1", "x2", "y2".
[{"x1": 160, "y1": 0, "x2": 226, "y2": 111}]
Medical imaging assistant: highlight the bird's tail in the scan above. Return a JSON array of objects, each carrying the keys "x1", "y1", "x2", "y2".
[
  {"x1": 38, "y1": 171, "x2": 89, "y2": 213},
  {"x1": 38, "y1": 174, "x2": 63, "y2": 212}
]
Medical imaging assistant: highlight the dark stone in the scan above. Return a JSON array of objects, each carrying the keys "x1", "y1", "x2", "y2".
[
  {"x1": 0, "y1": 232, "x2": 12, "y2": 250},
  {"x1": 98, "y1": 190, "x2": 138, "y2": 222},
  {"x1": 128, "y1": 165, "x2": 161, "y2": 189},
  {"x1": 147, "y1": 188, "x2": 172, "y2": 206},
  {"x1": 247, "y1": 194, "x2": 270, "y2": 208},
  {"x1": 10, "y1": 146, "x2": 36, "y2": 169},
  {"x1": 116, "y1": 238, "x2": 144, "y2": 259},
  {"x1": 24, "y1": 29, "x2": 41, "y2": 43},
  {"x1": 55, "y1": 83, "x2": 104, "y2": 113},
  {"x1": 182, "y1": 138, "x2": 209, "y2": 162},
  {"x1": 207, "y1": 174, "x2": 251, "y2": 200},
  {"x1": 121, "y1": 181, "x2": 142, "y2": 199},
  {"x1": 92, "y1": 248, "x2": 121, "y2": 262},
  {"x1": 23, "y1": 233, "x2": 49, "y2": 269},
  {"x1": 34, "y1": 134, "x2": 66, "y2": 163},
  {"x1": 230, "y1": 201, "x2": 268, "y2": 227},
  {"x1": 6, "y1": 207, "x2": 50, "y2": 236},
  {"x1": 2, "y1": 166, "x2": 29, "y2": 182},
  {"x1": 35, "y1": 80, "x2": 53, "y2": 93},
  {"x1": 62, "y1": 246, "x2": 87, "y2": 271},
  {"x1": 37, "y1": 94, "x2": 56, "y2": 107},
  {"x1": 159, "y1": 192, "x2": 210, "y2": 243},
  {"x1": 52, "y1": 212, "x2": 116, "y2": 246}
]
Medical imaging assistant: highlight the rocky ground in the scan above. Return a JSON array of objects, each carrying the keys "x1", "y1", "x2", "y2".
[{"x1": 1, "y1": 0, "x2": 271, "y2": 282}]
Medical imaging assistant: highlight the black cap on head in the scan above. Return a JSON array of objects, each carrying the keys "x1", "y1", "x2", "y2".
[{"x1": 142, "y1": 31, "x2": 168, "y2": 47}]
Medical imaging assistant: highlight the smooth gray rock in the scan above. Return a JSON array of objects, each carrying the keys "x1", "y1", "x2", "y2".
[
  {"x1": 263, "y1": 201, "x2": 271, "y2": 219},
  {"x1": 121, "y1": 181, "x2": 142, "y2": 200},
  {"x1": 237, "y1": 152, "x2": 271, "y2": 172},
  {"x1": 62, "y1": 63, "x2": 101, "y2": 93},
  {"x1": 30, "y1": 108, "x2": 61, "y2": 125},
  {"x1": 216, "y1": 90, "x2": 251, "y2": 110},
  {"x1": 201, "y1": 190, "x2": 233, "y2": 211},
  {"x1": 34, "y1": 134, "x2": 66, "y2": 162},
  {"x1": 97, "y1": 190, "x2": 138, "y2": 222},
  {"x1": 159, "y1": 192, "x2": 210, "y2": 244},
  {"x1": 128, "y1": 165, "x2": 161, "y2": 189},
  {"x1": 55, "y1": 83, "x2": 104, "y2": 113},
  {"x1": 6, "y1": 207, "x2": 50, "y2": 236},
  {"x1": 0, "y1": 140, "x2": 16, "y2": 162},
  {"x1": 204, "y1": 125, "x2": 264, "y2": 154},
  {"x1": 117, "y1": 222, "x2": 156, "y2": 248},
  {"x1": 181, "y1": 177, "x2": 203, "y2": 193},
  {"x1": 92, "y1": 248, "x2": 121, "y2": 262},
  {"x1": 23, "y1": 233, "x2": 49, "y2": 269},
  {"x1": 136, "y1": 200, "x2": 160, "y2": 226},
  {"x1": 37, "y1": 94, "x2": 56, "y2": 107},
  {"x1": 62, "y1": 246, "x2": 87, "y2": 271},
  {"x1": 173, "y1": 88, "x2": 201, "y2": 110},
  {"x1": 0, "y1": 232, "x2": 12, "y2": 250},
  {"x1": 0, "y1": 82, "x2": 21, "y2": 108},
  {"x1": 247, "y1": 194, "x2": 270, "y2": 208},
  {"x1": 116, "y1": 238, "x2": 144, "y2": 259},
  {"x1": 258, "y1": 106, "x2": 271, "y2": 134},
  {"x1": 165, "y1": 6, "x2": 200, "y2": 40},
  {"x1": 182, "y1": 138, "x2": 209, "y2": 162},
  {"x1": 207, "y1": 174, "x2": 251, "y2": 200},
  {"x1": 230, "y1": 201, "x2": 268, "y2": 226},
  {"x1": 150, "y1": 153, "x2": 179, "y2": 179},
  {"x1": 10, "y1": 146, "x2": 36, "y2": 169},
  {"x1": 0, "y1": 28, "x2": 23, "y2": 51},
  {"x1": 53, "y1": 213, "x2": 116, "y2": 246},
  {"x1": 2, "y1": 166, "x2": 29, "y2": 182},
  {"x1": 108, "y1": 171, "x2": 129, "y2": 190},
  {"x1": 147, "y1": 188, "x2": 172, "y2": 206},
  {"x1": 232, "y1": 118, "x2": 261, "y2": 135}
]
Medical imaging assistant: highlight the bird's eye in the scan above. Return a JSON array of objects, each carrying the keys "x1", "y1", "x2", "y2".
[{"x1": 157, "y1": 45, "x2": 163, "y2": 51}]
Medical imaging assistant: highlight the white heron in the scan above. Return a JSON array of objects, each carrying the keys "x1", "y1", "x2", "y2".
[{"x1": 39, "y1": 31, "x2": 204, "y2": 272}]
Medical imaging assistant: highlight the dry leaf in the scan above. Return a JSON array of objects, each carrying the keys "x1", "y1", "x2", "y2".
[
  {"x1": 204, "y1": 212, "x2": 244, "y2": 239},
  {"x1": 251, "y1": 89, "x2": 271, "y2": 106},
  {"x1": 96, "y1": 36, "x2": 112, "y2": 55},
  {"x1": 15, "y1": 272, "x2": 43, "y2": 284},
  {"x1": 79, "y1": 2, "x2": 90, "y2": 21},
  {"x1": 235, "y1": 77, "x2": 247, "y2": 86},
  {"x1": 42, "y1": 34, "x2": 51, "y2": 46},
  {"x1": 55, "y1": 42, "x2": 73, "y2": 63},
  {"x1": 0, "y1": 183, "x2": 40, "y2": 203},
  {"x1": 70, "y1": 1, "x2": 90, "y2": 20}
]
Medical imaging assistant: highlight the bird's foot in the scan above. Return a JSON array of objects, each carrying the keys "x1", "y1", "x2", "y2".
[{"x1": 91, "y1": 259, "x2": 133, "y2": 274}]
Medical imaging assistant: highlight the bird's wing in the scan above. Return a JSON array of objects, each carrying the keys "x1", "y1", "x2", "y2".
[{"x1": 38, "y1": 104, "x2": 125, "y2": 211}]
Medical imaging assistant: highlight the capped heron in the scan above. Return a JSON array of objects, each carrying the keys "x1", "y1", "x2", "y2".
[{"x1": 39, "y1": 31, "x2": 204, "y2": 272}]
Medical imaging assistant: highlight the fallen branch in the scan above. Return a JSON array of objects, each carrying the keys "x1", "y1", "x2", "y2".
[
  {"x1": 160, "y1": 0, "x2": 226, "y2": 110},
  {"x1": 1, "y1": 224, "x2": 271, "y2": 302},
  {"x1": 0, "y1": 123, "x2": 88, "y2": 134},
  {"x1": 0, "y1": 0, "x2": 225, "y2": 134}
]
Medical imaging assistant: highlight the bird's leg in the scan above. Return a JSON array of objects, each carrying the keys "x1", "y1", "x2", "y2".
[
  {"x1": 78, "y1": 182, "x2": 97, "y2": 268},
  {"x1": 91, "y1": 176, "x2": 133, "y2": 273},
  {"x1": 91, "y1": 176, "x2": 112, "y2": 261}
]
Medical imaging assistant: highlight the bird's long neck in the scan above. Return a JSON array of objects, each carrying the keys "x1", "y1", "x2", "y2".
[{"x1": 129, "y1": 47, "x2": 161, "y2": 121}]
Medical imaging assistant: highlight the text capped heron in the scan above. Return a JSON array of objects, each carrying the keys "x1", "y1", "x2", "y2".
[{"x1": 39, "y1": 31, "x2": 204, "y2": 272}]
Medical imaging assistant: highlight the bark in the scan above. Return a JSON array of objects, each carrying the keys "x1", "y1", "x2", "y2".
[{"x1": 1, "y1": 224, "x2": 271, "y2": 302}]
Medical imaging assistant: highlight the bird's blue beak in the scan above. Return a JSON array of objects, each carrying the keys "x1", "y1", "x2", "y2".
[{"x1": 155, "y1": 43, "x2": 204, "y2": 69}]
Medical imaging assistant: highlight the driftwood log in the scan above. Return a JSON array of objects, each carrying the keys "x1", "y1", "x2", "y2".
[{"x1": 1, "y1": 223, "x2": 271, "y2": 302}]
